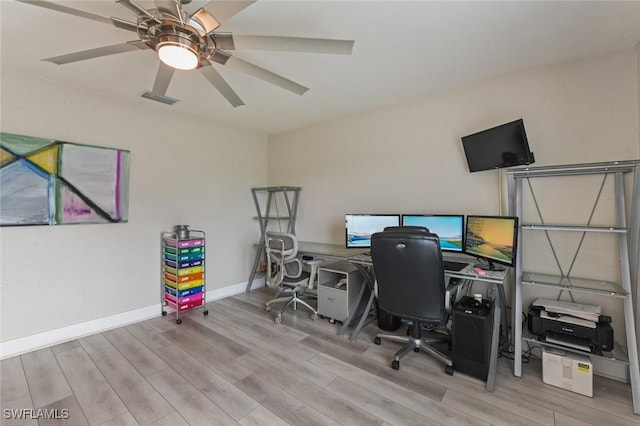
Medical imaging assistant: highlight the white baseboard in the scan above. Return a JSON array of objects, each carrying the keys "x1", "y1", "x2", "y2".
[{"x1": 0, "y1": 279, "x2": 264, "y2": 360}]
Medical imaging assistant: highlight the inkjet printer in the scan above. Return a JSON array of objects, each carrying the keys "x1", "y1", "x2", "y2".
[{"x1": 528, "y1": 298, "x2": 614, "y2": 355}]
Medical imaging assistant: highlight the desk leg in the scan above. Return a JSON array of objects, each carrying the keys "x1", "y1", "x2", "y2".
[
  {"x1": 486, "y1": 300, "x2": 501, "y2": 392},
  {"x1": 339, "y1": 263, "x2": 374, "y2": 340},
  {"x1": 339, "y1": 280, "x2": 367, "y2": 336},
  {"x1": 350, "y1": 287, "x2": 376, "y2": 342},
  {"x1": 496, "y1": 284, "x2": 508, "y2": 351}
]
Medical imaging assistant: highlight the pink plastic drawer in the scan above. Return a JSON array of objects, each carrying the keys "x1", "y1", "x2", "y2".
[
  {"x1": 163, "y1": 238, "x2": 204, "y2": 248},
  {"x1": 165, "y1": 296, "x2": 204, "y2": 311},
  {"x1": 164, "y1": 291, "x2": 204, "y2": 305}
]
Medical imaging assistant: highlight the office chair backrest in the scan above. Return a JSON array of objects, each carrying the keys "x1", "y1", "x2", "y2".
[
  {"x1": 371, "y1": 229, "x2": 446, "y2": 324},
  {"x1": 265, "y1": 231, "x2": 303, "y2": 288}
]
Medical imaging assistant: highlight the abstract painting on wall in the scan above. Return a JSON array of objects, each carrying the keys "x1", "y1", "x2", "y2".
[{"x1": 0, "y1": 132, "x2": 130, "y2": 226}]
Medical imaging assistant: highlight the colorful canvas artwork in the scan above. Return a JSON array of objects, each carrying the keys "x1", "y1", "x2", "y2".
[{"x1": 0, "y1": 132, "x2": 130, "y2": 226}]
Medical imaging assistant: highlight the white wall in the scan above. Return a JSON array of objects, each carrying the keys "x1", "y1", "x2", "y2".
[
  {"x1": 268, "y1": 48, "x2": 640, "y2": 349},
  {"x1": 0, "y1": 70, "x2": 267, "y2": 347},
  {"x1": 269, "y1": 48, "x2": 639, "y2": 243}
]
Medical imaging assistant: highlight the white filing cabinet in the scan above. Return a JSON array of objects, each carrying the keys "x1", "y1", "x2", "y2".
[{"x1": 317, "y1": 261, "x2": 365, "y2": 323}]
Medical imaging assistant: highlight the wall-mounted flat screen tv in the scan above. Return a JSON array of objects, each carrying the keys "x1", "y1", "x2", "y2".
[{"x1": 461, "y1": 119, "x2": 535, "y2": 172}]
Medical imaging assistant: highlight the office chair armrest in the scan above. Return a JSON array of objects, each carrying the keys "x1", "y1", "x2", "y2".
[
  {"x1": 303, "y1": 258, "x2": 324, "y2": 289},
  {"x1": 445, "y1": 278, "x2": 464, "y2": 313}
]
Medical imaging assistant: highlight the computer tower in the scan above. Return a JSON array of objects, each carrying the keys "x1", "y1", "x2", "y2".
[
  {"x1": 452, "y1": 296, "x2": 494, "y2": 381},
  {"x1": 376, "y1": 303, "x2": 402, "y2": 331}
]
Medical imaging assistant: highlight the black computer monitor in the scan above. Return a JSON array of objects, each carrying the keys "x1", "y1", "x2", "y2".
[
  {"x1": 345, "y1": 214, "x2": 401, "y2": 248},
  {"x1": 463, "y1": 215, "x2": 518, "y2": 269},
  {"x1": 401, "y1": 214, "x2": 464, "y2": 252},
  {"x1": 461, "y1": 119, "x2": 535, "y2": 172}
]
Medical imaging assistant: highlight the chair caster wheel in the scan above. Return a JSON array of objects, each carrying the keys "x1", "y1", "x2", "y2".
[
  {"x1": 203, "y1": 310, "x2": 209, "y2": 315},
  {"x1": 391, "y1": 360, "x2": 400, "y2": 370},
  {"x1": 162, "y1": 311, "x2": 167, "y2": 316},
  {"x1": 445, "y1": 365, "x2": 454, "y2": 376},
  {"x1": 176, "y1": 318, "x2": 182, "y2": 325},
  {"x1": 414, "y1": 347, "x2": 420, "y2": 352},
  {"x1": 311, "y1": 313, "x2": 318, "y2": 321},
  {"x1": 374, "y1": 336, "x2": 381, "y2": 345},
  {"x1": 274, "y1": 316, "x2": 282, "y2": 324},
  {"x1": 265, "y1": 305, "x2": 272, "y2": 312},
  {"x1": 319, "y1": 315, "x2": 325, "y2": 319}
]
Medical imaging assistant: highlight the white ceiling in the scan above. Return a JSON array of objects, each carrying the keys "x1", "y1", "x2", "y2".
[{"x1": 2, "y1": 1, "x2": 640, "y2": 135}]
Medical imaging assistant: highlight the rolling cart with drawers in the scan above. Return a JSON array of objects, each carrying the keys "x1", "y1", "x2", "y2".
[{"x1": 161, "y1": 229, "x2": 209, "y2": 324}]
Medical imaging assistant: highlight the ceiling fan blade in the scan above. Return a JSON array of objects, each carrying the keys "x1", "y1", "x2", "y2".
[
  {"x1": 233, "y1": 35, "x2": 354, "y2": 55},
  {"x1": 43, "y1": 41, "x2": 148, "y2": 65},
  {"x1": 225, "y1": 56, "x2": 308, "y2": 96},
  {"x1": 201, "y1": 1, "x2": 255, "y2": 25},
  {"x1": 111, "y1": 17, "x2": 139, "y2": 32},
  {"x1": 116, "y1": 0, "x2": 158, "y2": 21},
  {"x1": 142, "y1": 63, "x2": 178, "y2": 105},
  {"x1": 211, "y1": 33, "x2": 235, "y2": 50},
  {"x1": 210, "y1": 50, "x2": 231, "y2": 65},
  {"x1": 15, "y1": 0, "x2": 114, "y2": 25},
  {"x1": 151, "y1": 62, "x2": 175, "y2": 97},
  {"x1": 199, "y1": 63, "x2": 244, "y2": 107},
  {"x1": 191, "y1": 8, "x2": 220, "y2": 34},
  {"x1": 155, "y1": 0, "x2": 184, "y2": 23}
]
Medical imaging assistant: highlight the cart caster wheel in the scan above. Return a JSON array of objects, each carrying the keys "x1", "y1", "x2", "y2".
[
  {"x1": 265, "y1": 305, "x2": 272, "y2": 312},
  {"x1": 176, "y1": 318, "x2": 182, "y2": 325},
  {"x1": 311, "y1": 313, "x2": 318, "y2": 321},
  {"x1": 391, "y1": 360, "x2": 400, "y2": 370},
  {"x1": 274, "y1": 316, "x2": 282, "y2": 324},
  {"x1": 374, "y1": 336, "x2": 381, "y2": 345},
  {"x1": 329, "y1": 318, "x2": 335, "y2": 324},
  {"x1": 203, "y1": 310, "x2": 209, "y2": 315},
  {"x1": 445, "y1": 365, "x2": 454, "y2": 376},
  {"x1": 162, "y1": 311, "x2": 167, "y2": 316}
]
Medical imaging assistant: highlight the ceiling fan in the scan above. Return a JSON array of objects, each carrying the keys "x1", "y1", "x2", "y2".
[{"x1": 17, "y1": 0, "x2": 355, "y2": 107}]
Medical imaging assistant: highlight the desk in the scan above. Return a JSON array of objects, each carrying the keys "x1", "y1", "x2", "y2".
[
  {"x1": 298, "y1": 241, "x2": 508, "y2": 392},
  {"x1": 298, "y1": 241, "x2": 367, "y2": 260}
]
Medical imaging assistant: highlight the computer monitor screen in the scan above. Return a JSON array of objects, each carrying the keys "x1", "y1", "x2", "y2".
[
  {"x1": 401, "y1": 214, "x2": 464, "y2": 252},
  {"x1": 345, "y1": 214, "x2": 400, "y2": 248},
  {"x1": 464, "y1": 215, "x2": 518, "y2": 268},
  {"x1": 461, "y1": 119, "x2": 535, "y2": 172}
]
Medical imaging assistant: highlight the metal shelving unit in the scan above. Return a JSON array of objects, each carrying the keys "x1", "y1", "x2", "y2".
[
  {"x1": 507, "y1": 160, "x2": 640, "y2": 415},
  {"x1": 245, "y1": 186, "x2": 302, "y2": 293}
]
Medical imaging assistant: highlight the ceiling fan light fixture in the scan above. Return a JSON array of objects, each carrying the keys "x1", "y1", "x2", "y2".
[{"x1": 157, "y1": 35, "x2": 199, "y2": 70}]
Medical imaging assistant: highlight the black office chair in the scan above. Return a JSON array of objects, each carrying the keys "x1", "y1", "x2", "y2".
[{"x1": 371, "y1": 228, "x2": 457, "y2": 374}]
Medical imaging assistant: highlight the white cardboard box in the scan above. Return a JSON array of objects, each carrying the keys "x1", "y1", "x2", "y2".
[{"x1": 542, "y1": 348, "x2": 593, "y2": 397}]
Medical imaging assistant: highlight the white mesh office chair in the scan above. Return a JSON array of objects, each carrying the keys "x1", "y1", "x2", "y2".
[{"x1": 264, "y1": 231, "x2": 323, "y2": 324}]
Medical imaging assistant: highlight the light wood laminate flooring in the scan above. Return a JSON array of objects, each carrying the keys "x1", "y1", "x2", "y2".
[{"x1": 1, "y1": 288, "x2": 638, "y2": 425}]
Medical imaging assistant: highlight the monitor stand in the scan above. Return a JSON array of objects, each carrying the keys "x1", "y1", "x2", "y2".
[{"x1": 475, "y1": 259, "x2": 505, "y2": 272}]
